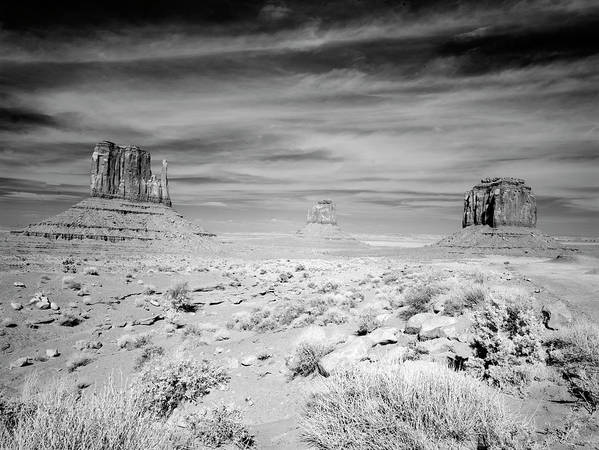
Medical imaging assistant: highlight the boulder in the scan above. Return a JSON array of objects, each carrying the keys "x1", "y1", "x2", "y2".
[
  {"x1": 419, "y1": 315, "x2": 472, "y2": 341},
  {"x1": 542, "y1": 301, "x2": 573, "y2": 331},
  {"x1": 405, "y1": 312, "x2": 436, "y2": 335},
  {"x1": 318, "y1": 337, "x2": 371, "y2": 376},
  {"x1": 46, "y1": 348, "x2": 60, "y2": 358},
  {"x1": 369, "y1": 327, "x2": 399, "y2": 346},
  {"x1": 10, "y1": 302, "x2": 23, "y2": 311},
  {"x1": 418, "y1": 337, "x2": 452, "y2": 354},
  {"x1": 2, "y1": 318, "x2": 17, "y2": 328},
  {"x1": 240, "y1": 355, "x2": 257, "y2": 367},
  {"x1": 462, "y1": 177, "x2": 536, "y2": 228}
]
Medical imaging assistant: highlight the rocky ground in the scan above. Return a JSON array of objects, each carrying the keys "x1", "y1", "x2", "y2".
[{"x1": 0, "y1": 231, "x2": 598, "y2": 449}]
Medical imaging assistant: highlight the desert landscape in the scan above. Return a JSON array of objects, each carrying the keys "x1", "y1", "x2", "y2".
[
  {"x1": 1, "y1": 1, "x2": 598, "y2": 448},
  {"x1": 0, "y1": 141, "x2": 598, "y2": 449}
]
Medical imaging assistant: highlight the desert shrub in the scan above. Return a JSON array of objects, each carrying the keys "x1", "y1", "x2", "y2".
[
  {"x1": 61, "y1": 276, "x2": 81, "y2": 290},
  {"x1": 300, "y1": 361, "x2": 535, "y2": 449},
  {"x1": 66, "y1": 354, "x2": 94, "y2": 372},
  {"x1": 443, "y1": 283, "x2": 488, "y2": 317},
  {"x1": 182, "y1": 323, "x2": 203, "y2": 337},
  {"x1": 400, "y1": 283, "x2": 442, "y2": 319},
  {"x1": 165, "y1": 282, "x2": 195, "y2": 312},
  {"x1": 134, "y1": 345, "x2": 165, "y2": 370},
  {"x1": 0, "y1": 377, "x2": 171, "y2": 449},
  {"x1": 546, "y1": 319, "x2": 599, "y2": 410},
  {"x1": 288, "y1": 342, "x2": 333, "y2": 378},
  {"x1": 468, "y1": 293, "x2": 544, "y2": 390},
  {"x1": 355, "y1": 308, "x2": 381, "y2": 336},
  {"x1": 317, "y1": 280, "x2": 339, "y2": 294},
  {"x1": 134, "y1": 356, "x2": 229, "y2": 417},
  {"x1": 117, "y1": 332, "x2": 152, "y2": 350},
  {"x1": 318, "y1": 307, "x2": 348, "y2": 326},
  {"x1": 61, "y1": 258, "x2": 77, "y2": 273},
  {"x1": 184, "y1": 405, "x2": 254, "y2": 448}
]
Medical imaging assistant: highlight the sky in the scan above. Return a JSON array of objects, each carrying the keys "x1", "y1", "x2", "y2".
[{"x1": 0, "y1": 0, "x2": 598, "y2": 235}]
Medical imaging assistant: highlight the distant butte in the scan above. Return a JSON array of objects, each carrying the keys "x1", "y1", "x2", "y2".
[
  {"x1": 297, "y1": 199, "x2": 357, "y2": 241},
  {"x1": 90, "y1": 140, "x2": 171, "y2": 206},
  {"x1": 436, "y1": 177, "x2": 564, "y2": 254},
  {"x1": 13, "y1": 141, "x2": 215, "y2": 248},
  {"x1": 462, "y1": 177, "x2": 536, "y2": 228}
]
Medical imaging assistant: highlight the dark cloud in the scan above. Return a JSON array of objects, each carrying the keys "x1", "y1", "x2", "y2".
[{"x1": 0, "y1": 106, "x2": 60, "y2": 132}]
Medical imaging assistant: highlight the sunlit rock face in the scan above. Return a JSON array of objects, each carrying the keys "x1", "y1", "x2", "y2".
[
  {"x1": 462, "y1": 177, "x2": 536, "y2": 228},
  {"x1": 307, "y1": 200, "x2": 337, "y2": 225},
  {"x1": 90, "y1": 141, "x2": 171, "y2": 206}
]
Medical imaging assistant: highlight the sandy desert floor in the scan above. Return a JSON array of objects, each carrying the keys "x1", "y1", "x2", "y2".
[{"x1": 1, "y1": 231, "x2": 598, "y2": 449}]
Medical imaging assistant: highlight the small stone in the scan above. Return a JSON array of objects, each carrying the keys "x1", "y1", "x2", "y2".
[
  {"x1": 2, "y1": 318, "x2": 17, "y2": 328},
  {"x1": 10, "y1": 302, "x2": 23, "y2": 311},
  {"x1": 37, "y1": 301, "x2": 50, "y2": 310},
  {"x1": 50, "y1": 302, "x2": 60, "y2": 310},
  {"x1": 240, "y1": 355, "x2": 257, "y2": 366},
  {"x1": 10, "y1": 357, "x2": 32, "y2": 368},
  {"x1": 46, "y1": 348, "x2": 60, "y2": 358},
  {"x1": 13, "y1": 282, "x2": 26, "y2": 288}
]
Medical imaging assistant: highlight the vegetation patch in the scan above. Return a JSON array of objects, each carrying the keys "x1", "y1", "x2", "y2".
[
  {"x1": 184, "y1": 405, "x2": 254, "y2": 448},
  {"x1": 301, "y1": 361, "x2": 535, "y2": 449}
]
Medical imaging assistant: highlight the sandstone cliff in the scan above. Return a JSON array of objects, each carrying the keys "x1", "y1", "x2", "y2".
[
  {"x1": 90, "y1": 141, "x2": 171, "y2": 206},
  {"x1": 462, "y1": 177, "x2": 536, "y2": 228}
]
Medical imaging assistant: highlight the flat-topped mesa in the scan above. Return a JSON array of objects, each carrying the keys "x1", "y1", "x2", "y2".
[
  {"x1": 90, "y1": 141, "x2": 171, "y2": 206},
  {"x1": 307, "y1": 200, "x2": 337, "y2": 225},
  {"x1": 463, "y1": 177, "x2": 536, "y2": 228}
]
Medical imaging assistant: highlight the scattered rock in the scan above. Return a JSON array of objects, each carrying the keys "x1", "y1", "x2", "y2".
[
  {"x1": 36, "y1": 301, "x2": 50, "y2": 310},
  {"x1": 46, "y1": 348, "x2": 60, "y2": 358},
  {"x1": 405, "y1": 312, "x2": 436, "y2": 335},
  {"x1": 318, "y1": 337, "x2": 371, "y2": 376},
  {"x1": 418, "y1": 337, "x2": 452, "y2": 354},
  {"x1": 10, "y1": 357, "x2": 32, "y2": 368},
  {"x1": 368, "y1": 327, "x2": 399, "y2": 346},
  {"x1": 50, "y1": 302, "x2": 60, "y2": 310},
  {"x1": 14, "y1": 282, "x2": 26, "y2": 288},
  {"x1": 241, "y1": 355, "x2": 257, "y2": 367},
  {"x1": 10, "y1": 302, "x2": 23, "y2": 311},
  {"x1": 133, "y1": 314, "x2": 164, "y2": 326},
  {"x1": 2, "y1": 318, "x2": 17, "y2": 328},
  {"x1": 542, "y1": 301, "x2": 573, "y2": 331}
]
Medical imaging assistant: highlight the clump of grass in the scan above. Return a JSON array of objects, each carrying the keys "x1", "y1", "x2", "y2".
[
  {"x1": 443, "y1": 283, "x2": 488, "y2": 317},
  {"x1": 165, "y1": 282, "x2": 196, "y2": 312},
  {"x1": 546, "y1": 319, "x2": 599, "y2": 410},
  {"x1": 134, "y1": 345, "x2": 165, "y2": 371},
  {"x1": 287, "y1": 342, "x2": 333, "y2": 378},
  {"x1": 183, "y1": 405, "x2": 254, "y2": 448},
  {"x1": 300, "y1": 361, "x2": 535, "y2": 449},
  {"x1": 400, "y1": 283, "x2": 442, "y2": 319},
  {"x1": 117, "y1": 333, "x2": 152, "y2": 350},
  {"x1": 134, "y1": 355, "x2": 229, "y2": 417},
  {"x1": 61, "y1": 276, "x2": 81, "y2": 291},
  {"x1": 66, "y1": 354, "x2": 94, "y2": 372},
  {"x1": 355, "y1": 308, "x2": 381, "y2": 336},
  {"x1": 0, "y1": 377, "x2": 171, "y2": 449}
]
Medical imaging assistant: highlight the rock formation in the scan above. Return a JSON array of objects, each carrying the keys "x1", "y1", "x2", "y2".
[
  {"x1": 90, "y1": 141, "x2": 171, "y2": 206},
  {"x1": 436, "y1": 177, "x2": 564, "y2": 255},
  {"x1": 298, "y1": 200, "x2": 357, "y2": 241},
  {"x1": 14, "y1": 141, "x2": 215, "y2": 250},
  {"x1": 462, "y1": 177, "x2": 536, "y2": 228},
  {"x1": 307, "y1": 200, "x2": 337, "y2": 225}
]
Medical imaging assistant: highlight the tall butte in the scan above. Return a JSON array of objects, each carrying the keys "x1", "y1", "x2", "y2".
[
  {"x1": 14, "y1": 141, "x2": 215, "y2": 249},
  {"x1": 297, "y1": 199, "x2": 356, "y2": 241},
  {"x1": 436, "y1": 177, "x2": 562, "y2": 254},
  {"x1": 90, "y1": 141, "x2": 171, "y2": 206}
]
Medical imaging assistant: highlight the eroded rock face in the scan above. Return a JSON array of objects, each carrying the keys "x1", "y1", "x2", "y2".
[
  {"x1": 307, "y1": 200, "x2": 337, "y2": 225},
  {"x1": 462, "y1": 177, "x2": 536, "y2": 228},
  {"x1": 90, "y1": 141, "x2": 171, "y2": 206}
]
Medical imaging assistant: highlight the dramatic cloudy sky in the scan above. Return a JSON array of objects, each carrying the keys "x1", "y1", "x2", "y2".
[{"x1": 1, "y1": 0, "x2": 598, "y2": 235}]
